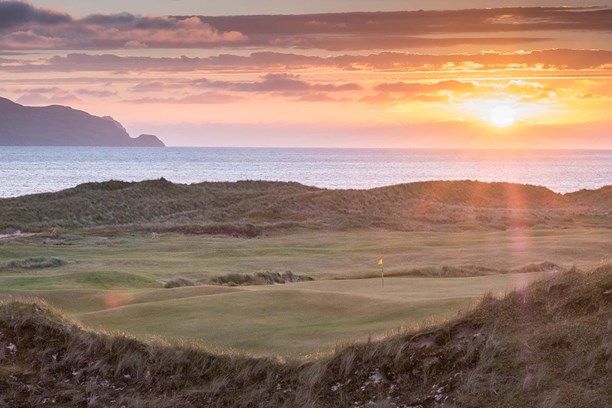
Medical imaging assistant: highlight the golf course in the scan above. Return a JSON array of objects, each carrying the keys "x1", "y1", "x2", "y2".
[{"x1": 1, "y1": 189, "x2": 610, "y2": 356}]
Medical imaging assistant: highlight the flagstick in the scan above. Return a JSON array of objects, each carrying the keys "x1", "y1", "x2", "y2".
[{"x1": 381, "y1": 264, "x2": 384, "y2": 288}]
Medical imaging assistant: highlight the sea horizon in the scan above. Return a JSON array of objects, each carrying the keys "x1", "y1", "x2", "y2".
[{"x1": 1, "y1": 146, "x2": 610, "y2": 198}]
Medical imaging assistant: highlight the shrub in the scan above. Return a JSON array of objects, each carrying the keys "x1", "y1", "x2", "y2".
[
  {"x1": 0, "y1": 256, "x2": 66, "y2": 271},
  {"x1": 163, "y1": 277, "x2": 196, "y2": 288},
  {"x1": 511, "y1": 261, "x2": 560, "y2": 274},
  {"x1": 210, "y1": 271, "x2": 313, "y2": 286}
]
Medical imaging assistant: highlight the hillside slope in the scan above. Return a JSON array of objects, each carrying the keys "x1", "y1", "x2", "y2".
[
  {"x1": 0, "y1": 179, "x2": 610, "y2": 234},
  {"x1": 1, "y1": 266, "x2": 610, "y2": 407},
  {"x1": 0, "y1": 97, "x2": 164, "y2": 147}
]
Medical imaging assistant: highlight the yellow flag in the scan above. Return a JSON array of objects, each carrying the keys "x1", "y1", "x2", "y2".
[{"x1": 378, "y1": 258, "x2": 383, "y2": 266}]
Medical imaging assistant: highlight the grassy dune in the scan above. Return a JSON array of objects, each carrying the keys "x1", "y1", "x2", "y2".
[
  {"x1": 1, "y1": 179, "x2": 611, "y2": 233},
  {"x1": 0, "y1": 266, "x2": 609, "y2": 407}
]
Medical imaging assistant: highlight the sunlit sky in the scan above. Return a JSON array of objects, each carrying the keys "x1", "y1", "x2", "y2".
[{"x1": 1, "y1": 0, "x2": 611, "y2": 147}]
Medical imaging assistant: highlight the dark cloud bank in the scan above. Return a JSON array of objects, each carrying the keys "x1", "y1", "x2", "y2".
[{"x1": 0, "y1": 2, "x2": 611, "y2": 51}]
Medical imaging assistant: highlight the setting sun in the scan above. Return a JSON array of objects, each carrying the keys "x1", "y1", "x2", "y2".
[{"x1": 488, "y1": 105, "x2": 516, "y2": 127}]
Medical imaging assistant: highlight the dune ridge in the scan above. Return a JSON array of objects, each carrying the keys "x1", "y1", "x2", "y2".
[{"x1": 1, "y1": 179, "x2": 610, "y2": 234}]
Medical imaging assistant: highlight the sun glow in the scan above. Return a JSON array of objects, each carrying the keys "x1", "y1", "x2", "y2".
[
  {"x1": 461, "y1": 99, "x2": 532, "y2": 129},
  {"x1": 488, "y1": 105, "x2": 516, "y2": 127}
]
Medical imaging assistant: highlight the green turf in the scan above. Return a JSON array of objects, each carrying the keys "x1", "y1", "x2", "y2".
[
  {"x1": 1, "y1": 228, "x2": 610, "y2": 285},
  {"x1": 0, "y1": 228, "x2": 609, "y2": 355},
  {"x1": 2, "y1": 273, "x2": 545, "y2": 356},
  {"x1": 0, "y1": 271, "x2": 159, "y2": 290}
]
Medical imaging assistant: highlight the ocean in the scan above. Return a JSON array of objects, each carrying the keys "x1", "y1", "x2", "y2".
[{"x1": 0, "y1": 147, "x2": 610, "y2": 198}]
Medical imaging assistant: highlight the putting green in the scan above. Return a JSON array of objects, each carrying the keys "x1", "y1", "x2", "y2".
[{"x1": 2, "y1": 273, "x2": 545, "y2": 356}]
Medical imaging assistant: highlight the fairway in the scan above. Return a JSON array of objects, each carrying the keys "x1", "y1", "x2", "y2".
[
  {"x1": 3, "y1": 274, "x2": 545, "y2": 356},
  {"x1": 1, "y1": 228, "x2": 610, "y2": 284},
  {"x1": 77, "y1": 274, "x2": 546, "y2": 356},
  {"x1": 0, "y1": 228, "x2": 608, "y2": 355}
]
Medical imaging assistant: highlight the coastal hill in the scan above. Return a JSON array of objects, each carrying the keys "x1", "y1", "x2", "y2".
[
  {"x1": 0, "y1": 97, "x2": 164, "y2": 147},
  {"x1": 0, "y1": 179, "x2": 610, "y2": 234}
]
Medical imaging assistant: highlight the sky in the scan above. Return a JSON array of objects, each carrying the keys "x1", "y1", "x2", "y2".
[
  {"x1": 0, "y1": 0, "x2": 611, "y2": 148},
  {"x1": 25, "y1": 1, "x2": 612, "y2": 16}
]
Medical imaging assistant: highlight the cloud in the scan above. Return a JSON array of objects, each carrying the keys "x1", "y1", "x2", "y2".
[
  {"x1": 360, "y1": 92, "x2": 448, "y2": 105},
  {"x1": 362, "y1": 79, "x2": 558, "y2": 105},
  {"x1": 0, "y1": 4, "x2": 611, "y2": 51},
  {"x1": 263, "y1": 34, "x2": 547, "y2": 51},
  {"x1": 123, "y1": 74, "x2": 361, "y2": 103},
  {"x1": 75, "y1": 89, "x2": 117, "y2": 98},
  {"x1": 125, "y1": 92, "x2": 243, "y2": 104},
  {"x1": 332, "y1": 49, "x2": 612, "y2": 72},
  {"x1": 2, "y1": 49, "x2": 611, "y2": 74},
  {"x1": 15, "y1": 86, "x2": 64, "y2": 93},
  {"x1": 193, "y1": 73, "x2": 362, "y2": 94},
  {"x1": 130, "y1": 81, "x2": 183, "y2": 92},
  {"x1": 360, "y1": 80, "x2": 474, "y2": 104},
  {"x1": 374, "y1": 80, "x2": 476, "y2": 94},
  {"x1": 200, "y1": 6, "x2": 600, "y2": 33},
  {"x1": 0, "y1": 2, "x2": 71, "y2": 28},
  {"x1": 0, "y1": 2, "x2": 246, "y2": 50},
  {"x1": 16, "y1": 90, "x2": 80, "y2": 106},
  {"x1": 197, "y1": 8, "x2": 611, "y2": 50},
  {"x1": 0, "y1": 30, "x2": 64, "y2": 50},
  {"x1": 81, "y1": 16, "x2": 246, "y2": 49},
  {"x1": 294, "y1": 92, "x2": 345, "y2": 103}
]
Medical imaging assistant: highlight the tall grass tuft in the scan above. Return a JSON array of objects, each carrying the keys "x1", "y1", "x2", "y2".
[
  {"x1": 0, "y1": 256, "x2": 66, "y2": 271},
  {"x1": 163, "y1": 277, "x2": 196, "y2": 289},
  {"x1": 210, "y1": 271, "x2": 314, "y2": 286}
]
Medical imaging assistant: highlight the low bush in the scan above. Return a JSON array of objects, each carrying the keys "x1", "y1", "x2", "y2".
[
  {"x1": 163, "y1": 277, "x2": 196, "y2": 288},
  {"x1": 210, "y1": 270, "x2": 313, "y2": 286},
  {"x1": 0, "y1": 256, "x2": 66, "y2": 271},
  {"x1": 511, "y1": 261, "x2": 560, "y2": 273}
]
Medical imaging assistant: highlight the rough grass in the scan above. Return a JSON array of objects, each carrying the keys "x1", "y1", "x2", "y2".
[
  {"x1": 1, "y1": 179, "x2": 611, "y2": 233},
  {"x1": 0, "y1": 271, "x2": 159, "y2": 290},
  {"x1": 0, "y1": 256, "x2": 66, "y2": 271},
  {"x1": 210, "y1": 271, "x2": 314, "y2": 286},
  {"x1": 510, "y1": 261, "x2": 561, "y2": 273},
  {"x1": 0, "y1": 265, "x2": 610, "y2": 407},
  {"x1": 164, "y1": 277, "x2": 196, "y2": 288},
  {"x1": 357, "y1": 264, "x2": 503, "y2": 279},
  {"x1": 358, "y1": 261, "x2": 563, "y2": 279}
]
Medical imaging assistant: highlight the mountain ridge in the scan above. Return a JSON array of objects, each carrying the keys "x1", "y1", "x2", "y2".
[{"x1": 0, "y1": 97, "x2": 164, "y2": 147}]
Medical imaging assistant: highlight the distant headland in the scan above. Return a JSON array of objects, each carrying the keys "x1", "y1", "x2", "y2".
[{"x1": 0, "y1": 97, "x2": 164, "y2": 147}]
